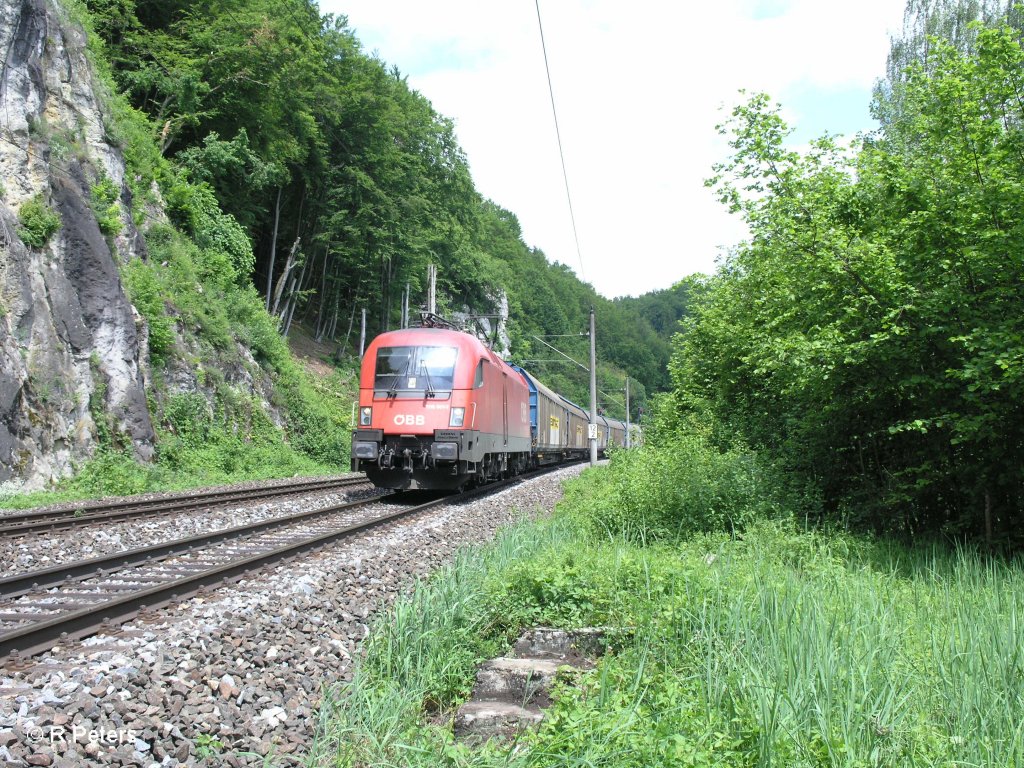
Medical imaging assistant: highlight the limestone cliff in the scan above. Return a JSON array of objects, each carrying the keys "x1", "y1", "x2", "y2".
[{"x1": 0, "y1": 0, "x2": 155, "y2": 489}]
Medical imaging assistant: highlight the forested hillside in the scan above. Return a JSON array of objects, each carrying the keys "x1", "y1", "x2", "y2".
[{"x1": 81, "y1": 0, "x2": 676, "y2": 419}]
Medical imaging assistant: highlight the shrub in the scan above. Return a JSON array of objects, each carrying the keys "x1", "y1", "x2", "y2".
[
  {"x1": 569, "y1": 436, "x2": 780, "y2": 542},
  {"x1": 164, "y1": 178, "x2": 254, "y2": 286},
  {"x1": 17, "y1": 195, "x2": 61, "y2": 247},
  {"x1": 121, "y1": 258, "x2": 174, "y2": 363},
  {"x1": 90, "y1": 175, "x2": 123, "y2": 235},
  {"x1": 162, "y1": 392, "x2": 212, "y2": 446}
]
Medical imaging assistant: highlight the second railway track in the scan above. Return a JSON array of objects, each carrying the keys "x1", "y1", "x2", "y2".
[
  {"x1": 0, "y1": 467, "x2": 565, "y2": 663},
  {"x1": 0, "y1": 474, "x2": 370, "y2": 537},
  {"x1": 0, "y1": 489, "x2": 421, "y2": 660}
]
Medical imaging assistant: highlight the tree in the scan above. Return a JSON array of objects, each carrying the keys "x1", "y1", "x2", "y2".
[{"x1": 682, "y1": 27, "x2": 1024, "y2": 541}]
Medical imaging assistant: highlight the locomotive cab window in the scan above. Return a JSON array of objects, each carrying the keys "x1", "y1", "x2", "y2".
[
  {"x1": 374, "y1": 346, "x2": 458, "y2": 396},
  {"x1": 474, "y1": 359, "x2": 485, "y2": 388}
]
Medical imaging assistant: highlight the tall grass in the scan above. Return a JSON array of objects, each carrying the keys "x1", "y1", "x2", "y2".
[
  {"x1": 307, "y1": 518, "x2": 1024, "y2": 767},
  {"x1": 305, "y1": 441, "x2": 1024, "y2": 768},
  {"x1": 513, "y1": 524, "x2": 1024, "y2": 767}
]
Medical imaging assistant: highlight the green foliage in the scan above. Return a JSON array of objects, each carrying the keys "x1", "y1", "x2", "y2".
[
  {"x1": 561, "y1": 399, "x2": 784, "y2": 542},
  {"x1": 165, "y1": 178, "x2": 255, "y2": 287},
  {"x1": 307, "y1": 518, "x2": 577, "y2": 767},
  {"x1": 17, "y1": 195, "x2": 61, "y2": 247},
  {"x1": 504, "y1": 522, "x2": 1024, "y2": 767},
  {"x1": 1, "y1": 387, "x2": 340, "y2": 511},
  {"x1": 307, "y1": 476, "x2": 1024, "y2": 768},
  {"x1": 584, "y1": 439, "x2": 778, "y2": 542},
  {"x1": 50, "y1": 448, "x2": 152, "y2": 499},
  {"x1": 677, "y1": 21, "x2": 1024, "y2": 540},
  {"x1": 121, "y1": 257, "x2": 174, "y2": 363},
  {"x1": 90, "y1": 174, "x2": 123, "y2": 235},
  {"x1": 194, "y1": 733, "x2": 224, "y2": 759},
  {"x1": 153, "y1": 387, "x2": 332, "y2": 481},
  {"x1": 80, "y1": 0, "x2": 666, "y2": 415},
  {"x1": 88, "y1": 354, "x2": 114, "y2": 449}
]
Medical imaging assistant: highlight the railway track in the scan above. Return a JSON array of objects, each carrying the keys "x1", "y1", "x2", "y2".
[
  {"x1": 0, "y1": 475, "x2": 370, "y2": 537},
  {"x1": 0, "y1": 468, "x2": 557, "y2": 663}
]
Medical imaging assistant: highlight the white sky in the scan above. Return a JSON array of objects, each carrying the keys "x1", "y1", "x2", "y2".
[{"x1": 318, "y1": 0, "x2": 908, "y2": 299}]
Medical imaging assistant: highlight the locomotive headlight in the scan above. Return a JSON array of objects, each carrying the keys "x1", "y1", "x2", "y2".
[
  {"x1": 431, "y1": 442, "x2": 458, "y2": 461},
  {"x1": 359, "y1": 407, "x2": 372, "y2": 426},
  {"x1": 449, "y1": 407, "x2": 465, "y2": 427},
  {"x1": 354, "y1": 441, "x2": 378, "y2": 459}
]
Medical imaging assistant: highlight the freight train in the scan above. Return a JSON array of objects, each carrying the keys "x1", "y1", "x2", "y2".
[{"x1": 350, "y1": 321, "x2": 629, "y2": 490}]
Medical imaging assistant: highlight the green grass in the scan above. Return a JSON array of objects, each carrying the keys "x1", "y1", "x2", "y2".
[
  {"x1": 0, "y1": 436, "x2": 337, "y2": 510},
  {"x1": 306, "y1": 517, "x2": 579, "y2": 767},
  {"x1": 0, "y1": 215, "x2": 354, "y2": 510},
  {"x1": 305, "y1": 457, "x2": 1024, "y2": 768}
]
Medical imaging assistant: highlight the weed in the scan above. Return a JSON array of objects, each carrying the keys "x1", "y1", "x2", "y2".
[
  {"x1": 195, "y1": 733, "x2": 224, "y2": 759},
  {"x1": 120, "y1": 257, "x2": 174, "y2": 363},
  {"x1": 306, "y1": 452, "x2": 1024, "y2": 768}
]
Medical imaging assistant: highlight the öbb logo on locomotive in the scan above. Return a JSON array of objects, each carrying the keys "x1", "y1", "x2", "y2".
[
  {"x1": 393, "y1": 414, "x2": 426, "y2": 426},
  {"x1": 351, "y1": 323, "x2": 629, "y2": 491}
]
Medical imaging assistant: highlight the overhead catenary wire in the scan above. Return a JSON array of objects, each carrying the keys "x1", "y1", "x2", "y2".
[{"x1": 534, "y1": 0, "x2": 586, "y2": 282}]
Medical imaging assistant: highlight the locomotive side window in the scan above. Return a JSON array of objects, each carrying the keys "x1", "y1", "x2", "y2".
[
  {"x1": 374, "y1": 346, "x2": 458, "y2": 395},
  {"x1": 474, "y1": 359, "x2": 485, "y2": 388}
]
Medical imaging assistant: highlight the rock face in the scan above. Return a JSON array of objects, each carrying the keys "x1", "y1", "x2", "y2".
[
  {"x1": 451, "y1": 290, "x2": 513, "y2": 359},
  {"x1": 0, "y1": 0, "x2": 155, "y2": 490}
]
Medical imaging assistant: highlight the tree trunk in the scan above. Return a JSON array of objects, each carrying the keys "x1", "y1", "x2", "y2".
[
  {"x1": 281, "y1": 246, "x2": 312, "y2": 334},
  {"x1": 315, "y1": 252, "x2": 333, "y2": 340},
  {"x1": 282, "y1": 277, "x2": 299, "y2": 337},
  {"x1": 343, "y1": 298, "x2": 357, "y2": 350},
  {"x1": 328, "y1": 294, "x2": 341, "y2": 340},
  {"x1": 300, "y1": 247, "x2": 325, "y2": 324},
  {"x1": 272, "y1": 237, "x2": 301, "y2": 317},
  {"x1": 265, "y1": 187, "x2": 283, "y2": 311}
]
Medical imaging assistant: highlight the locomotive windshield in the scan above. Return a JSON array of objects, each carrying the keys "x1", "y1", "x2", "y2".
[{"x1": 374, "y1": 346, "x2": 458, "y2": 396}]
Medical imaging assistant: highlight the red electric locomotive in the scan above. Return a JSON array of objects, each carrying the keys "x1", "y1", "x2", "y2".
[{"x1": 350, "y1": 325, "x2": 532, "y2": 490}]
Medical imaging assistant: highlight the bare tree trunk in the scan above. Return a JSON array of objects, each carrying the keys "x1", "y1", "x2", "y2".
[
  {"x1": 281, "y1": 246, "x2": 312, "y2": 334},
  {"x1": 315, "y1": 253, "x2": 333, "y2": 340},
  {"x1": 328, "y1": 294, "x2": 341, "y2": 340},
  {"x1": 265, "y1": 187, "x2": 283, "y2": 311},
  {"x1": 343, "y1": 298, "x2": 357, "y2": 349},
  {"x1": 272, "y1": 237, "x2": 301, "y2": 317},
  {"x1": 300, "y1": 248, "x2": 325, "y2": 325},
  {"x1": 282, "y1": 278, "x2": 299, "y2": 337}
]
